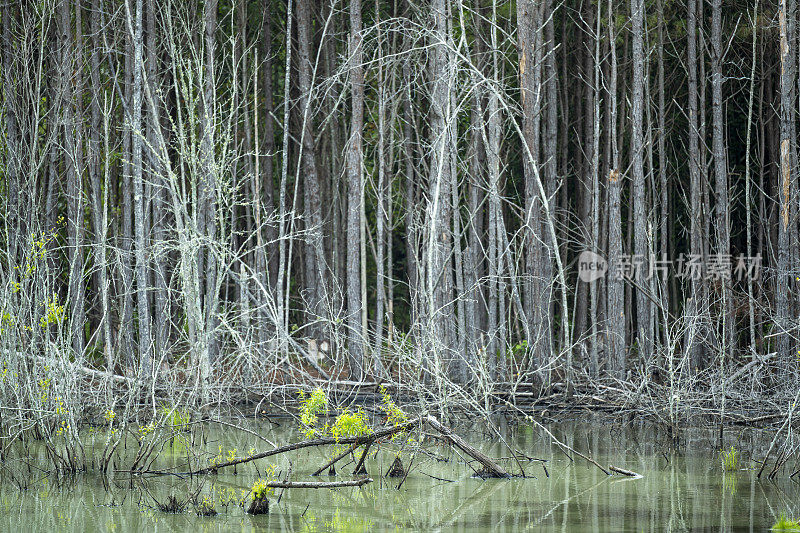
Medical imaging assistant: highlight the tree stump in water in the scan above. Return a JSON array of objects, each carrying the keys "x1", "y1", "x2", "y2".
[
  {"x1": 386, "y1": 456, "x2": 405, "y2": 478},
  {"x1": 247, "y1": 496, "x2": 269, "y2": 515}
]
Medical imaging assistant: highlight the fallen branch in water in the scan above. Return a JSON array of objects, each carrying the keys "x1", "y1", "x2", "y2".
[
  {"x1": 609, "y1": 465, "x2": 640, "y2": 477},
  {"x1": 424, "y1": 416, "x2": 510, "y2": 478},
  {"x1": 495, "y1": 397, "x2": 610, "y2": 475},
  {"x1": 177, "y1": 415, "x2": 511, "y2": 478},
  {"x1": 189, "y1": 417, "x2": 423, "y2": 475},
  {"x1": 264, "y1": 478, "x2": 372, "y2": 489},
  {"x1": 311, "y1": 442, "x2": 361, "y2": 476},
  {"x1": 758, "y1": 387, "x2": 800, "y2": 479}
]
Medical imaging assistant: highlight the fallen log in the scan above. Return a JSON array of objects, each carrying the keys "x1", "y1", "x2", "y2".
[
  {"x1": 353, "y1": 441, "x2": 372, "y2": 475},
  {"x1": 425, "y1": 416, "x2": 510, "y2": 478},
  {"x1": 189, "y1": 417, "x2": 423, "y2": 475},
  {"x1": 609, "y1": 465, "x2": 641, "y2": 477},
  {"x1": 183, "y1": 414, "x2": 511, "y2": 479},
  {"x1": 264, "y1": 478, "x2": 372, "y2": 489}
]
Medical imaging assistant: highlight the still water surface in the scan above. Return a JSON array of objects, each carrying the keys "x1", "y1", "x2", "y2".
[{"x1": 0, "y1": 418, "x2": 796, "y2": 531}]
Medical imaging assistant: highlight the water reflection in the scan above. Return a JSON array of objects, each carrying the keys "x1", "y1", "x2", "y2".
[{"x1": 0, "y1": 419, "x2": 797, "y2": 531}]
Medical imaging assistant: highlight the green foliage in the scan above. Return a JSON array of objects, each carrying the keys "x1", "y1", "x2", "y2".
[
  {"x1": 722, "y1": 472, "x2": 737, "y2": 496},
  {"x1": 297, "y1": 388, "x2": 376, "y2": 458},
  {"x1": 720, "y1": 446, "x2": 738, "y2": 472},
  {"x1": 39, "y1": 293, "x2": 65, "y2": 329},
  {"x1": 299, "y1": 388, "x2": 328, "y2": 438},
  {"x1": 250, "y1": 463, "x2": 277, "y2": 504},
  {"x1": 330, "y1": 408, "x2": 371, "y2": 442},
  {"x1": 378, "y1": 386, "x2": 413, "y2": 447},
  {"x1": 379, "y1": 385, "x2": 407, "y2": 427},
  {"x1": 0, "y1": 310, "x2": 14, "y2": 334},
  {"x1": 215, "y1": 486, "x2": 248, "y2": 511},
  {"x1": 505, "y1": 339, "x2": 528, "y2": 360},
  {"x1": 251, "y1": 478, "x2": 274, "y2": 500},
  {"x1": 137, "y1": 422, "x2": 156, "y2": 441},
  {"x1": 160, "y1": 405, "x2": 190, "y2": 428},
  {"x1": 773, "y1": 514, "x2": 800, "y2": 531},
  {"x1": 195, "y1": 495, "x2": 217, "y2": 516}
]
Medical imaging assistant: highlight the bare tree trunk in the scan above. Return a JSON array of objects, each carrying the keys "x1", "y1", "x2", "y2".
[
  {"x1": 744, "y1": 0, "x2": 759, "y2": 357},
  {"x1": 146, "y1": 0, "x2": 169, "y2": 361},
  {"x1": 710, "y1": 0, "x2": 731, "y2": 376},
  {"x1": 275, "y1": 0, "x2": 294, "y2": 353},
  {"x1": 401, "y1": 29, "x2": 418, "y2": 325},
  {"x1": 777, "y1": 0, "x2": 796, "y2": 362},
  {"x1": 630, "y1": 0, "x2": 651, "y2": 361},
  {"x1": 657, "y1": 0, "x2": 669, "y2": 325},
  {"x1": 129, "y1": 0, "x2": 152, "y2": 379},
  {"x1": 374, "y1": 0, "x2": 387, "y2": 372},
  {"x1": 120, "y1": 26, "x2": 135, "y2": 366},
  {"x1": 516, "y1": 0, "x2": 544, "y2": 370},
  {"x1": 687, "y1": 0, "x2": 704, "y2": 370},
  {"x1": 297, "y1": 0, "x2": 328, "y2": 345},
  {"x1": 425, "y1": 0, "x2": 456, "y2": 380},
  {"x1": 1, "y1": 3, "x2": 20, "y2": 259},
  {"x1": 89, "y1": 0, "x2": 112, "y2": 371},
  {"x1": 346, "y1": 0, "x2": 366, "y2": 378},
  {"x1": 261, "y1": 1, "x2": 278, "y2": 291},
  {"x1": 198, "y1": 0, "x2": 219, "y2": 389},
  {"x1": 542, "y1": 0, "x2": 557, "y2": 364},
  {"x1": 60, "y1": 0, "x2": 87, "y2": 359},
  {"x1": 464, "y1": 0, "x2": 488, "y2": 378},
  {"x1": 589, "y1": 0, "x2": 602, "y2": 377},
  {"x1": 606, "y1": 0, "x2": 625, "y2": 378}
]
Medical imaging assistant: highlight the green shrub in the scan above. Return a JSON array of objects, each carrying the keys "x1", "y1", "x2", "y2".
[
  {"x1": 773, "y1": 513, "x2": 800, "y2": 531},
  {"x1": 299, "y1": 388, "x2": 328, "y2": 438},
  {"x1": 720, "y1": 446, "x2": 738, "y2": 472}
]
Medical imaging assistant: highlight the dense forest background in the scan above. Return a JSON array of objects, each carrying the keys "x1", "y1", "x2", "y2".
[{"x1": 1, "y1": 0, "x2": 799, "y2": 417}]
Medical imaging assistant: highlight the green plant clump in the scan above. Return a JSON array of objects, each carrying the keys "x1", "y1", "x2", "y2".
[
  {"x1": 299, "y1": 388, "x2": 328, "y2": 438},
  {"x1": 330, "y1": 408, "x2": 371, "y2": 442},
  {"x1": 196, "y1": 495, "x2": 217, "y2": 516},
  {"x1": 720, "y1": 446, "x2": 738, "y2": 472},
  {"x1": 773, "y1": 513, "x2": 800, "y2": 531},
  {"x1": 247, "y1": 479, "x2": 273, "y2": 515},
  {"x1": 379, "y1": 385, "x2": 413, "y2": 447},
  {"x1": 161, "y1": 405, "x2": 191, "y2": 428}
]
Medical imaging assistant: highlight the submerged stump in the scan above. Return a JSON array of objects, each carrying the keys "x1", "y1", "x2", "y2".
[
  {"x1": 386, "y1": 456, "x2": 405, "y2": 478},
  {"x1": 247, "y1": 496, "x2": 269, "y2": 515},
  {"x1": 157, "y1": 494, "x2": 186, "y2": 513}
]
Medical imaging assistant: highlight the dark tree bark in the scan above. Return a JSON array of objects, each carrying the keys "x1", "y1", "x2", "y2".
[
  {"x1": 346, "y1": 0, "x2": 366, "y2": 378},
  {"x1": 297, "y1": 0, "x2": 328, "y2": 343},
  {"x1": 606, "y1": 0, "x2": 625, "y2": 378},
  {"x1": 776, "y1": 0, "x2": 796, "y2": 361},
  {"x1": 630, "y1": 0, "x2": 651, "y2": 360},
  {"x1": 89, "y1": 0, "x2": 113, "y2": 371},
  {"x1": 517, "y1": 0, "x2": 546, "y2": 370},
  {"x1": 710, "y1": 0, "x2": 732, "y2": 362},
  {"x1": 687, "y1": 0, "x2": 704, "y2": 370},
  {"x1": 425, "y1": 0, "x2": 457, "y2": 378},
  {"x1": 60, "y1": 0, "x2": 87, "y2": 359}
]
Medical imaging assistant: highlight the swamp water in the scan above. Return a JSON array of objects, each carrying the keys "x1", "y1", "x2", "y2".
[{"x1": 0, "y1": 419, "x2": 797, "y2": 532}]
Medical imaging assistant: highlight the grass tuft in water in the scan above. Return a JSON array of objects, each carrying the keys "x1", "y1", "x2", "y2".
[
  {"x1": 720, "y1": 446, "x2": 738, "y2": 472},
  {"x1": 195, "y1": 496, "x2": 217, "y2": 517},
  {"x1": 773, "y1": 513, "x2": 800, "y2": 531},
  {"x1": 156, "y1": 494, "x2": 186, "y2": 513}
]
